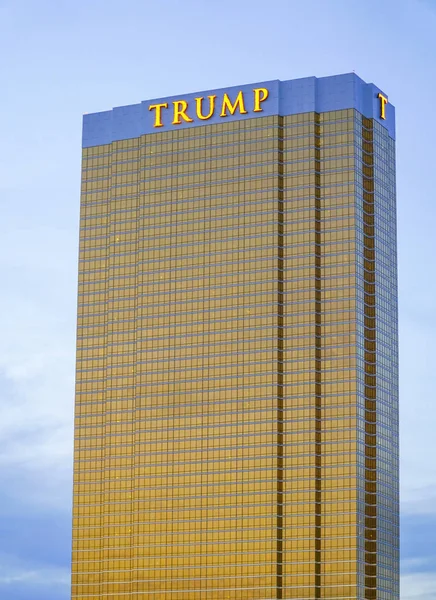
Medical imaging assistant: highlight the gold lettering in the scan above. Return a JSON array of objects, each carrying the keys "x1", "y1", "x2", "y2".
[
  {"x1": 220, "y1": 91, "x2": 248, "y2": 117},
  {"x1": 172, "y1": 100, "x2": 194, "y2": 125},
  {"x1": 378, "y1": 93, "x2": 388, "y2": 120},
  {"x1": 195, "y1": 95, "x2": 216, "y2": 120},
  {"x1": 149, "y1": 103, "x2": 168, "y2": 128},
  {"x1": 253, "y1": 88, "x2": 269, "y2": 112}
]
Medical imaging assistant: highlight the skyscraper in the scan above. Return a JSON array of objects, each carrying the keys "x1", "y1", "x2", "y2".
[{"x1": 73, "y1": 73, "x2": 398, "y2": 600}]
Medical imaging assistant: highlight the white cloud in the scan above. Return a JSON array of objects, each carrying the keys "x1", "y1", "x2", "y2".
[
  {"x1": 400, "y1": 314, "x2": 436, "y2": 516},
  {"x1": 0, "y1": 553, "x2": 70, "y2": 587},
  {"x1": 401, "y1": 572, "x2": 436, "y2": 600},
  {"x1": 0, "y1": 224, "x2": 76, "y2": 511},
  {"x1": 402, "y1": 486, "x2": 436, "y2": 517},
  {"x1": 402, "y1": 557, "x2": 436, "y2": 573},
  {"x1": 0, "y1": 291, "x2": 75, "y2": 463}
]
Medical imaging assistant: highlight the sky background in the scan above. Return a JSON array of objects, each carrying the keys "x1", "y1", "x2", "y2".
[{"x1": 0, "y1": 0, "x2": 434, "y2": 598}]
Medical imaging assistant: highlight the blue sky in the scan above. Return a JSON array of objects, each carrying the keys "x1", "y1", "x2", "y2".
[{"x1": 0, "y1": 0, "x2": 435, "y2": 598}]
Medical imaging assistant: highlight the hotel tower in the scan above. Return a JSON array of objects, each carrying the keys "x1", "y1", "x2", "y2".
[{"x1": 72, "y1": 73, "x2": 399, "y2": 600}]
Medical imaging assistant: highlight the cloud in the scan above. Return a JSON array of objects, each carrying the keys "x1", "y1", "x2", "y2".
[
  {"x1": 401, "y1": 572, "x2": 436, "y2": 600},
  {"x1": 0, "y1": 566, "x2": 69, "y2": 586},
  {"x1": 0, "y1": 224, "x2": 76, "y2": 476},
  {"x1": 0, "y1": 552, "x2": 70, "y2": 600},
  {"x1": 399, "y1": 309, "x2": 436, "y2": 517},
  {"x1": 403, "y1": 486, "x2": 436, "y2": 517},
  {"x1": 402, "y1": 557, "x2": 434, "y2": 573},
  {"x1": 0, "y1": 222, "x2": 75, "y2": 599},
  {"x1": 0, "y1": 301, "x2": 74, "y2": 494}
]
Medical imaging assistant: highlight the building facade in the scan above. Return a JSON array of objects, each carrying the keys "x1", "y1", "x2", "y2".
[{"x1": 72, "y1": 74, "x2": 399, "y2": 600}]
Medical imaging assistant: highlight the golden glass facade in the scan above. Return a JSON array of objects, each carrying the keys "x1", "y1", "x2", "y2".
[{"x1": 72, "y1": 107, "x2": 398, "y2": 599}]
